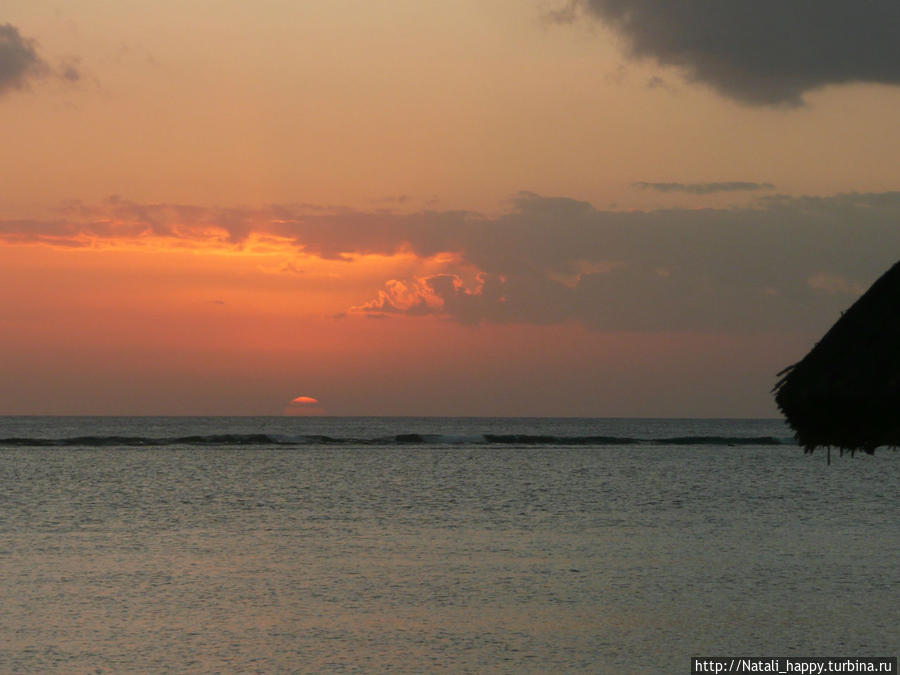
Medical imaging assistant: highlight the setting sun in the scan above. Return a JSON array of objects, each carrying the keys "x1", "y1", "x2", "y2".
[{"x1": 284, "y1": 395, "x2": 325, "y2": 416}]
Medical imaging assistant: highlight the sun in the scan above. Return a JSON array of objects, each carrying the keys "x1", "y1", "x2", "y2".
[{"x1": 284, "y1": 395, "x2": 326, "y2": 416}]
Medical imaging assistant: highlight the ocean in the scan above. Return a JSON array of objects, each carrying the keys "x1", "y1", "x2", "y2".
[{"x1": 0, "y1": 417, "x2": 896, "y2": 673}]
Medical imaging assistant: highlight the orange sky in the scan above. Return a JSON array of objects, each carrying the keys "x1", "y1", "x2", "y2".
[{"x1": 3, "y1": 2, "x2": 900, "y2": 415}]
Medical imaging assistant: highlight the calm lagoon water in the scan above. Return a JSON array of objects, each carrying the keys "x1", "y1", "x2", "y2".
[{"x1": 0, "y1": 417, "x2": 896, "y2": 673}]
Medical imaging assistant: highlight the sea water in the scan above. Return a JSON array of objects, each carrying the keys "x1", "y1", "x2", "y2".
[{"x1": 0, "y1": 417, "x2": 896, "y2": 673}]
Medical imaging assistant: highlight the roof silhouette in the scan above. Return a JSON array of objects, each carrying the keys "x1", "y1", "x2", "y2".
[{"x1": 774, "y1": 260, "x2": 900, "y2": 459}]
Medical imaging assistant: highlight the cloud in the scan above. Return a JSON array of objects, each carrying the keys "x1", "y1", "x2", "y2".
[
  {"x1": 371, "y1": 194, "x2": 410, "y2": 206},
  {"x1": 559, "y1": 1, "x2": 900, "y2": 106},
  {"x1": 349, "y1": 273, "x2": 509, "y2": 323},
  {"x1": 5, "y1": 191, "x2": 900, "y2": 333},
  {"x1": 0, "y1": 23, "x2": 81, "y2": 97},
  {"x1": 59, "y1": 59, "x2": 81, "y2": 83},
  {"x1": 351, "y1": 278, "x2": 443, "y2": 316},
  {"x1": 0, "y1": 24, "x2": 46, "y2": 94},
  {"x1": 807, "y1": 273, "x2": 865, "y2": 296},
  {"x1": 645, "y1": 75, "x2": 674, "y2": 92},
  {"x1": 635, "y1": 181, "x2": 775, "y2": 194},
  {"x1": 342, "y1": 190, "x2": 900, "y2": 330}
]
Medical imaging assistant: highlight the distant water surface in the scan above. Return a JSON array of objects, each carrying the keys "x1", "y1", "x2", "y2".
[{"x1": 0, "y1": 417, "x2": 896, "y2": 673}]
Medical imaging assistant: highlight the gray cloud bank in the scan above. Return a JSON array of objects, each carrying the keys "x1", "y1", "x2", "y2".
[
  {"x1": 635, "y1": 181, "x2": 775, "y2": 194},
  {"x1": 6, "y1": 191, "x2": 900, "y2": 333},
  {"x1": 561, "y1": 1, "x2": 900, "y2": 106}
]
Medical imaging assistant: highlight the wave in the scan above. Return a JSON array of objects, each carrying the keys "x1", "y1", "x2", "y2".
[{"x1": 0, "y1": 433, "x2": 791, "y2": 448}]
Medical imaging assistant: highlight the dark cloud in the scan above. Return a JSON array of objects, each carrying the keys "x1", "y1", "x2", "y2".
[
  {"x1": 0, "y1": 24, "x2": 46, "y2": 94},
  {"x1": 6, "y1": 191, "x2": 900, "y2": 333},
  {"x1": 0, "y1": 24, "x2": 82, "y2": 97},
  {"x1": 635, "y1": 181, "x2": 775, "y2": 194},
  {"x1": 564, "y1": 1, "x2": 900, "y2": 106}
]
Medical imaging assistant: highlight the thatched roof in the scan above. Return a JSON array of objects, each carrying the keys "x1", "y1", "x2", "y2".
[{"x1": 774, "y1": 260, "x2": 900, "y2": 457}]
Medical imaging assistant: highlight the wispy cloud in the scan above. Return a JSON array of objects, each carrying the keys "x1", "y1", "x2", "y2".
[{"x1": 634, "y1": 181, "x2": 775, "y2": 194}]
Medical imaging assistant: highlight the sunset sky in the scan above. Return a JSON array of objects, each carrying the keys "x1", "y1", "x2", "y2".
[{"x1": 3, "y1": 1, "x2": 900, "y2": 416}]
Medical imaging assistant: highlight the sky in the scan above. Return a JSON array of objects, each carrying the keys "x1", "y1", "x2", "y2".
[{"x1": 3, "y1": 1, "x2": 900, "y2": 416}]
